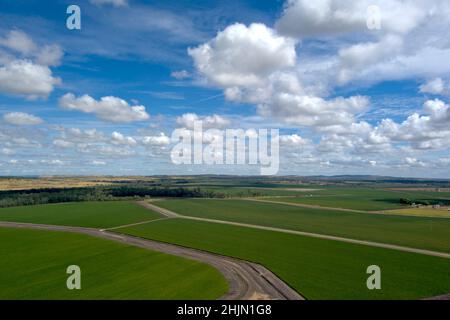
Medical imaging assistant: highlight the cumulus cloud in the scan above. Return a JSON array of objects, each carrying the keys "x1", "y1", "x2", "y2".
[
  {"x1": 61, "y1": 127, "x2": 105, "y2": 142},
  {"x1": 273, "y1": 1, "x2": 450, "y2": 87},
  {"x1": 188, "y1": 23, "x2": 296, "y2": 87},
  {"x1": 36, "y1": 45, "x2": 64, "y2": 67},
  {"x1": 0, "y1": 30, "x2": 37, "y2": 54},
  {"x1": 0, "y1": 60, "x2": 61, "y2": 99},
  {"x1": 259, "y1": 93, "x2": 369, "y2": 128},
  {"x1": 275, "y1": 0, "x2": 426, "y2": 38},
  {"x1": 185, "y1": 0, "x2": 450, "y2": 171},
  {"x1": 176, "y1": 113, "x2": 231, "y2": 129},
  {"x1": 0, "y1": 30, "x2": 63, "y2": 99},
  {"x1": 111, "y1": 131, "x2": 137, "y2": 146},
  {"x1": 376, "y1": 99, "x2": 450, "y2": 150},
  {"x1": 280, "y1": 134, "x2": 311, "y2": 146},
  {"x1": 59, "y1": 93, "x2": 150, "y2": 123},
  {"x1": 3, "y1": 112, "x2": 43, "y2": 125},
  {"x1": 142, "y1": 133, "x2": 171, "y2": 146},
  {"x1": 53, "y1": 139, "x2": 75, "y2": 149},
  {"x1": 336, "y1": 35, "x2": 404, "y2": 85},
  {"x1": 420, "y1": 78, "x2": 450, "y2": 96}
]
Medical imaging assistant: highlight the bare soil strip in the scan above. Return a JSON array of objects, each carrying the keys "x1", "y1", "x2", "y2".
[
  {"x1": 145, "y1": 201, "x2": 450, "y2": 260},
  {"x1": 424, "y1": 293, "x2": 450, "y2": 300},
  {"x1": 0, "y1": 221, "x2": 303, "y2": 300}
]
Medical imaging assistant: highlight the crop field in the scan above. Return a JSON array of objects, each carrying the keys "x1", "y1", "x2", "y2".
[
  {"x1": 199, "y1": 186, "x2": 322, "y2": 197},
  {"x1": 385, "y1": 208, "x2": 450, "y2": 218},
  {"x1": 0, "y1": 201, "x2": 161, "y2": 228},
  {"x1": 263, "y1": 188, "x2": 450, "y2": 211},
  {"x1": 155, "y1": 199, "x2": 450, "y2": 253},
  {"x1": 0, "y1": 227, "x2": 227, "y2": 299},
  {"x1": 116, "y1": 218, "x2": 450, "y2": 300}
]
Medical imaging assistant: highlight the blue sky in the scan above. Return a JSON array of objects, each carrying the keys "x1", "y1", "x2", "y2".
[{"x1": 0, "y1": 0, "x2": 449, "y2": 177}]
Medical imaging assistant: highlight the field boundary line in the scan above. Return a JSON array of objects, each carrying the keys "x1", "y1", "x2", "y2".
[
  {"x1": 245, "y1": 198, "x2": 450, "y2": 219},
  {"x1": 105, "y1": 217, "x2": 169, "y2": 231},
  {"x1": 242, "y1": 198, "x2": 373, "y2": 213},
  {"x1": 144, "y1": 202, "x2": 450, "y2": 260}
]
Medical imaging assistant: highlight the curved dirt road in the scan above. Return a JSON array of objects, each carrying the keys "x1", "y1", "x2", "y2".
[{"x1": 0, "y1": 221, "x2": 303, "y2": 301}]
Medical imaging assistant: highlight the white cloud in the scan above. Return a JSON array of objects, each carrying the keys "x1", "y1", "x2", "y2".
[
  {"x1": 40, "y1": 159, "x2": 64, "y2": 166},
  {"x1": 404, "y1": 157, "x2": 426, "y2": 167},
  {"x1": 61, "y1": 127, "x2": 106, "y2": 142},
  {"x1": 280, "y1": 134, "x2": 311, "y2": 146},
  {"x1": 0, "y1": 147, "x2": 14, "y2": 155},
  {"x1": 273, "y1": 1, "x2": 450, "y2": 87},
  {"x1": 171, "y1": 70, "x2": 190, "y2": 80},
  {"x1": 0, "y1": 30, "x2": 37, "y2": 55},
  {"x1": 0, "y1": 30, "x2": 63, "y2": 99},
  {"x1": 95, "y1": 145, "x2": 135, "y2": 156},
  {"x1": 376, "y1": 99, "x2": 450, "y2": 150},
  {"x1": 276, "y1": 0, "x2": 427, "y2": 38},
  {"x1": 142, "y1": 133, "x2": 170, "y2": 146},
  {"x1": 0, "y1": 60, "x2": 60, "y2": 99},
  {"x1": 336, "y1": 35, "x2": 404, "y2": 85},
  {"x1": 53, "y1": 139, "x2": 75, "y2": 148},
  {"x1": 91, "y1": 160, "x2": 107, "y2": 166},
  {"x1": 111, "y1": 131, "x2": 137, "y2": 146},
  {"x1": 188, "y1": 23, "x2": 296, "y2": 87},
  {"x1": 59, "y1": 93, "x2": 150, "y2": 123},
  {"x1": 176, "y1": 113, "x2": 231, "y2": 129},
  {"x1": 3, "y1": 112, "x2": 43, "y2": 125},
  {"x1": 89, "y1": 0, "x2": 128, "y2": 7},
  {"x1": 259, "y1": 93, "x2": 369, "y2": 128},
  {"x1": 36, "y1": 45, "x2": 64, "y2": 67},
  {"x1": 420, "y1": 78, "x2": 450, "y2": 96}
]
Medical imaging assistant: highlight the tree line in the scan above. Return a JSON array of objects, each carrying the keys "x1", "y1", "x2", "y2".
[{"x1": 0, "y1": 185, "x2": 230, "y2": 208}]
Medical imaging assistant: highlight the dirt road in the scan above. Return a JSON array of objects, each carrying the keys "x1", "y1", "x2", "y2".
[
  {"x1": 143, "y1": 201, "x2": 450, "y2": 260},
  {"x1": 244, "y1": 198, "x2": 371, "y2": 213},
  {"x1": 0, "y1": 221, "x2": 303, "y2": 301}
]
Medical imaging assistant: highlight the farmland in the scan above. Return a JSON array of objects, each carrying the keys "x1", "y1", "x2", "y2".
[
  {"x1": 154, "y1": 199, "x2": 450, "y2": 253},
  {"x1": 263, "y1": 187, "x2": 450, "y2": 211},
  {"x1": 1, "y1": 176, "x2": 450, "y2": 300},
  {"x1": 0, "y1": 227, "x2": 227, "y2": 299},
  {"x1": 0, "y1": 201, "x2": 161, "y2": 228},
  {"x1": 117, "y1": 218, "x2": 450, "y2": 300},
  {"x1": 385, "y1": 208, "x2": 450, "y2": 218}
]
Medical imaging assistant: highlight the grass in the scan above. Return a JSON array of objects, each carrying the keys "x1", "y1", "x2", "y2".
[
  {"x1": 0, "y1": 201, "x2": 162, "y2": 228},
  {"x1": 265, "y1": 187, "x2": 450, "y2": 211},
  {"x1": 117, "y1": 218, "x2": 450, "y2": 300},
  {"x1": 201, "y1": 186, "x2": 321, "y2": 197},
  {"x1": 155, "y1": 199, "x2": 450, "y2": 253},
  {"x1": 385, "y1": 208, "x2": 450, "y2": 218},
  {"x1": 0, "y1": 227, "x2": 228, "y2": 299}
]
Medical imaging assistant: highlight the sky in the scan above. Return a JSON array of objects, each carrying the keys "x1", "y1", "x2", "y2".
[{"x1": 0, "y1": 0, "x2": 449, "y2": 178}]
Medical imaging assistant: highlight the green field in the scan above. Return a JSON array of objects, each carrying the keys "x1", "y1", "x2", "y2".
[
  {"x1": 117, "y1": 218, "x2": 450, "y2": 300},
  {"x1": 386, "y1": 208, "x2": 450, "y2": 218},
  {"x1": 155, "y1": 199, "x2": 450, "y2": 253},
  {"x1": 0, "y1": 201, "x2": 161, "y2": 228},
  {"x1": 264, "y1": 188, "x2": 450, "y2": 211},
  {"x1": 0, "y1": 227, "x2": 227, "y2": 299}
]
